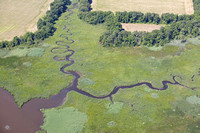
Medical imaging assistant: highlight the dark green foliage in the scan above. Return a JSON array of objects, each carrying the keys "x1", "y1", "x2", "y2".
[
  {"x1": 161, "y1": 13, "x2": 178, "y2": 24},
  {"x1": 0, "y1": 41, "x2": 8, "y2": 48},
  {"x1": 193, "y1": 0, "x2": 200, "y2": 14},
  {"x1": 20, "y1": 32, "x2": 35, "y2": 45},
  {"x1": 37, "y1": 19, "x2": 46, "y2": 30},
  {"x1": 78, "y1": 11, "x2": 113, "y2": 24},
  {"x1": 12, "y1": 36, "x2": 21, "y2": 47},
  {"x1": 141, "y1": 20, "x2": 200, "y2": 46},
  {"x1": 79, "y1": 0, "x2": 91, "y2": 12},
  {"x1": 100, "y1": 19, "x2": 200, "y2": 47},
  {"x1": 115, "y1": 11, "x2": 194, "y2": 24},
  {"x1": 78, "y1": 0, "x2": 200, "y2": 47},
  {"x1": 116, "y1": 11, "x2": 161, "y2": 24},
  {"x1": 105, "y1": 20, "x2": 122, "y2": 32},
  {"x1": 0, "y1": 0, "x2": 71, "y2": 48},
  {"x1": 100, "y1": 30, "x2": 138, "y2": 47}
]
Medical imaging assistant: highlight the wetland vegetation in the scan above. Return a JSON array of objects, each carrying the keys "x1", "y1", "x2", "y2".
[{"x1": 1, "y1": 0, "x2": 200, "y2": 133}]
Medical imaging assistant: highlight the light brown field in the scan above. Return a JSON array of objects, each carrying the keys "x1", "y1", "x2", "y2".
[
  {"x1": 91, "y1": 0, "x2": 194, "y2": 15},
  {"x1": 0, "y1": 0, "x2": 54, "y2": 41},
  {"x1": 121, "y1": 23, "x2": 165, "y2": 32}
]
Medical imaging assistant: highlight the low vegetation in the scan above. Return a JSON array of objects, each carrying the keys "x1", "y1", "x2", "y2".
[
  {"x1": 1, "y1": 0, "x2": 200, "y2": 133},
  {"x1": 0, "y1": 42, "x2": 73, "y2": 106},
  {"x1": 52, "y1": 7, "x2": 200, "y2": 132},
  {"x1": 0, "y1": 46, "x2": 46, "y2": 58},
  {"x1": 41, "y1": 107, "x2": 88, "y2": 133},
  {"x1": 106, "y1": 102, "x2": 124, "y2": 114}
]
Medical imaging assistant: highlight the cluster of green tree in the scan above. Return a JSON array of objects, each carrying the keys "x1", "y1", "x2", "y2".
[
  {"x1": 116, "y1": 12, "x2": 194, "y2": 24},
  {"x1": 141, "y1": 19, "x2": 200, "y2": 46},
  {"x1": 100, "y1": 30, "x2": 147, "y2": 47},
  {"x1": 100, "y1": 19, "x2": 200, "y2": 47},
  {"x1": 78, "y1": 0, "x2": 92, "y2": 12},
  {"x1": 97, "y1": 13, "x2": 145, "y2": 47},
  {"x1": 79, "y1": 10, "x2": 195, "y2": 25},
  {"x1": 78, "y1": 11, "x2": 113, "y2": 24},
  {"x1": 193, "y1": 0, "x2": 200, "y2": 13},
  {"x1": 0, "y1": 0, "x2": 71, "y2": 48},
  {"x1": 78, "y1": 0, "x2": 200, "y2": 47},
  {"x1": 105, "y1": 17, "x2": 123, "y2": 32}
]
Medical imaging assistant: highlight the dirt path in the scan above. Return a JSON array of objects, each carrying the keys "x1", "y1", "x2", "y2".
[{"x1": 121, "y1": 23, "x2": 165, "y2": 32}]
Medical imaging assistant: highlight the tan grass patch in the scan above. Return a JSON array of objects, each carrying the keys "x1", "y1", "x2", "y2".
[
  {"x1": 121, "y1": 23, "x2": 165, "y2": 32},
  {"x1": 185, "y1": 0, "x2": 194, "y2": 14},
  {"x1": 91, "y1": 0, "x2": 194, "y2": 15},
  {"x1": 0, "y1": 0, "x2": 54, "y2": 41}
]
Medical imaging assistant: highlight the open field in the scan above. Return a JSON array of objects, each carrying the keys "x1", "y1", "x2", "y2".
[
  {"x1": 0, "y1": 0, "x2": 54, "y2": 41},
  {"x1": 40, "y1": 7, "x2": 200, "y2": 132},
  {"x1": 122, "y1": 23, "x2": 165, "y2": 32},
  {"x1": 91, "y1": 0, "x2": 194, "y2": 15}
]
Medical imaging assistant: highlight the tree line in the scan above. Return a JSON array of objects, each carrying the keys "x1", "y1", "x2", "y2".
[
  {"x1": 115, "y1": 12, "x2": 194, "y2": 24},
  {"x1": 79, "y1": 10, "x2": 195, "y2": 25},
  {"x1": 78, "y1": 0, "x2": 200, "y2": 47},
  {"x1": 0, "y1": 0, "x2": 71, "y2": 48},
  {"x1": 99, "y1": 18, "x2": 200, "y2": 47}
]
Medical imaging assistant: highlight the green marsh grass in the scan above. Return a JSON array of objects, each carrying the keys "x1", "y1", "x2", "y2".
[
  {"x1": 62, "y1": 9, "x2": 200, "y2": 96},
  {"x1": 27, "y1": 48, "x2": 45, "y2": 57},
  {"x1": 41, "y1": 107, "x2": 88, "y2": 133},
  {"x1": 43, "y1": 8, "x2": 200, "y2": 132},
  {"x1": 106, "y1": 102, "x2": 124, "y2": 114},
  {"x1": 0, "y1": 49, "x2": 8, "y2": 57},
  {"x1": 1, "y1": 3, "x2": 200, "y2": 132},
  {"x1": 0, "y1": 17, "x2": 74, "y2": 106},
  {"x1": 23, "y1": 62, "x2": 32, "y2": 67},
  {"x1": 6, "y1": 48, "x2": 29, "y2": 57}
]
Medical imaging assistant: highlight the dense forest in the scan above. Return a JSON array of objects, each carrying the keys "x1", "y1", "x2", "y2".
[
  {"x1": 79, "y1": 0, "x2": 200, "y2": 47},
  {"x1": 0, "y1": 0, "x2": 71, "y2": 48}
]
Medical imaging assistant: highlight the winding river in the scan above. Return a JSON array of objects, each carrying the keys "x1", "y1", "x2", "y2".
[{"x1": 0, "y1": 4, "x2": 196, "y2": 133}]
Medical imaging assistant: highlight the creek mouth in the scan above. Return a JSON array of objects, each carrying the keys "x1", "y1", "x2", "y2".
[{"x1": 0, "y1": 4, "x2": 196, "y2": 133}]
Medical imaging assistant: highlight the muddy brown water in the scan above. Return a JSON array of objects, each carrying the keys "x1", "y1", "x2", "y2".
[
  {"x1": 0, "y1": 4, "x2": 196, "y2": 133},
  {"x1": 0, "y1": 74, "x2": 194, "y2": 133},
  {"x1": 0, "y1": 87, "x2": 45, "y2": 133},
  {"x1": 0, "y1": 85, "x2": 72, "y2": 133}
]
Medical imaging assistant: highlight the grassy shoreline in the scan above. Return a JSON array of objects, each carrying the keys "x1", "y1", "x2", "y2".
[{"x1": 0, "y1": 10, "x2": 76, "y2": 106}]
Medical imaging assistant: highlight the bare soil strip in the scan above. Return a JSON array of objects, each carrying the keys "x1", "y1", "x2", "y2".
[
  {"x1": 121, "y1": 23, "x2": 165, "y2": 32},
  {"x1": 185, "y1": 0, "x2": 194, "y2": 14}
]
